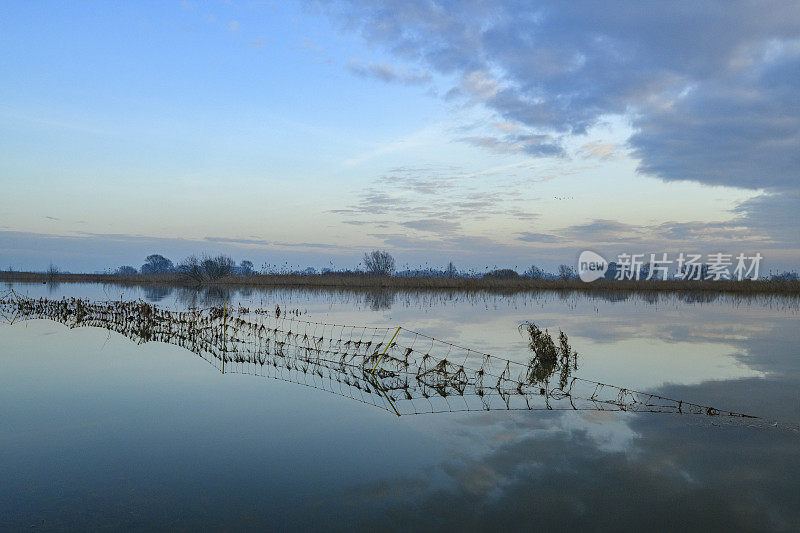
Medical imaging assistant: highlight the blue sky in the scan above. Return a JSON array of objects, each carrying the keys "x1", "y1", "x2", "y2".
[{"x1": 1, "y1": 1, "x2": 798, "y2": 273}]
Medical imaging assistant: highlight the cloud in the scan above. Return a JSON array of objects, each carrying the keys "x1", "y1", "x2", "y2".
[
  {"x1": 322, "y1": 1, "x2": 800, "y2": 190},
  {"x1": 334, "y1": 166, "x2": 543, "y2": 234},
  {"x1": 556, "y1": 216, "x2": 772, "y2": 250},
  {"x1": 204, "y1": 236, "x2": 271, "y2": 246},
  {"x1": 459, "y1": 134, "x2": 564, "y2": 157},
  {"x1": 455, "y1": 70, "x2": 501, "y2": 101},
  {"x1": 342, "y1": 220, "x2": 392, "y2": 228},
  {"x1": 380, "y1": 173, "x2": 455, "y2": 195},
  {"x1": 272, "y1": 241, "x2": 340, "y2": 249},
  {"x1": 578, "y1": 141, "x2": 619, "y2": 160},
  {"x1": 340, "y1": 391, "x2": 800, "y2": 530},
  {"x1": 400, "y1": 218, "x2": 461, "y2": 234},
  {"x1": 366, "y1": 232, "x2": 513, "y2": 258},
  {"x1": 561, "y1": 219, "x2": 646, "y2": 243},
  {"x1": 350, "y1": 190, "x2": 413, "y2": 215},
  {"x1": 517, "y1": 232, "x2": 560, "y2": 243},
  {"x1": 494, "y1": 122, "x2": 520, "y2": 133},
  {"x1": 347, "y1": 60, "x2": 432, "y2": 85},
  {"x1": 0, "y1": 231, "x2": 356, "y2": 272},
  {"x1": 630, "y1": 68, "x2": 800, "y2": 189},
  {"x1": 249, "y1": 39, "x2": 267, "y2": 50},
  {"x1": 227, "y1": 20, "x2": 240, "y2": 32},
  {"x1": 731, "y1": 191, "x2": 800, "y2": 246}
]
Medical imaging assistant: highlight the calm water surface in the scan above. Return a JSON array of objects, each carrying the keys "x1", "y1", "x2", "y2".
[{"x1": 1, "y1": 282, "x2": 799, "y2": 530}]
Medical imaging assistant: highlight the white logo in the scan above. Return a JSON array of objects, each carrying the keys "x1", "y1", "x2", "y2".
[{"x1": 578, "y1": 250, "x2": 608, "y2": 282}]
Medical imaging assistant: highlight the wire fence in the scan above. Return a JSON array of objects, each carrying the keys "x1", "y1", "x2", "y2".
[{"x1": 0, "y1": 293, "x2": 770, "y2": 422}]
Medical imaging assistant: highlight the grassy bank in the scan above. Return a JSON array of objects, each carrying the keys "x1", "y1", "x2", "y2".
[{"x1": 1, "y1": 271, "x2": 799, "y2": 295}]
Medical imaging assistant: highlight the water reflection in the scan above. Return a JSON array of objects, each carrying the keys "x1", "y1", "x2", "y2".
[
  {"x1": 1, "y1": 285, "x2": 799, "y2": 530},
  {"x1": 175, "y1": 286, "x2": 233, "y2": 308},
  {"x1": 342, "y1": 406, "x2": 800, "y2": 531},
  {"x1": 364, "y1": 290, "x2": 396, "y2": 311},
  {"x1": 154, "y1": 285, "x2": 800, "y2": 313},
  {"x1": 142, "y1": 285, "x2": 173, "y2": 302},
  {"x1": 46, "y1": 280, "x2": 61, "y2": 295}
]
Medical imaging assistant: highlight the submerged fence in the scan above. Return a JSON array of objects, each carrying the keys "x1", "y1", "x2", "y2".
[{"x1": 0, "y1": 293, "x2": 760, "y2": 420}]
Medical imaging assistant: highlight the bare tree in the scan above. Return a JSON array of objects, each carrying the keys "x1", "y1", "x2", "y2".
[
  {"x1": 47, "y1": 263, "x2": 60, "y2": 282},
  {"x1": 524, "y1": 265, "x2": 545, "y2": 279},
  {"x1": 177, "y1": 255, "x2": 204, "y2": 283},
  {"x1": 178, "y1": 254, "x2": 235, "y2": 283},
  {"x1": 363, "y1": 250, "x2": 395, "y2": 276},
  {"x1": 557, "y1": 264, "x2": 576, "y2": 280},
  {"x1": 202, "y1": 255, "x2": 235, "y2": 280}
]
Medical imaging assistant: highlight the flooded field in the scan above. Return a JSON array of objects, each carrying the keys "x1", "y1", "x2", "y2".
[{"x1": 1, "y1": 282, "x2": 799, "y2": 530}]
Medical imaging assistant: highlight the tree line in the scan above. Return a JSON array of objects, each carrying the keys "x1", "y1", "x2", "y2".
[{"x1": 111, "y1": 251, "x2": 799, "y2": 282}]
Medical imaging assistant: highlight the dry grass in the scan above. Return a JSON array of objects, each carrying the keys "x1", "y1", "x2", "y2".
[{"x1": 1, "y1": 270, "x2": 798, "y2": 294}]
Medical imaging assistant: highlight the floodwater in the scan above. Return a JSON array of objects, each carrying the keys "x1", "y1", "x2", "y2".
[{"x1": 1, "y1": 282, "x2": 799, "y2": 531}]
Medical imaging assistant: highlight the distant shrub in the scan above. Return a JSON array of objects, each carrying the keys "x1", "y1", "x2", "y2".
[
  {"x1": 239, "y1": 260, "x2": 254, "y2": 276},
  {"x1": 141, "y1": 254, "x2": 174, "y2": 274},
  {"x1": 770, "y1": 271, "x2": 799, "y2": 282},
  {"x1": 483, "y1": 268, "x2": 519, "y2": 279},
  {"x1": 115, "y1": 266, "x2": 138, "y2": 275}
]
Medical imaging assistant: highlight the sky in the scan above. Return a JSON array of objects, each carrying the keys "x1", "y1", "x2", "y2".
[{"x1": 0, "y1": 1, "x2": 798, "y2": 274}]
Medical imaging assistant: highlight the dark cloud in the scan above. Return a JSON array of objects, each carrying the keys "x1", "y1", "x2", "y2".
[
  {"x1": 323, "y1": 1, "x2": 800, "y2": 190},
  {"x1": 630, "y1": 66, "x2": 800, "y2": 189},
  {"x1": 731, "y1": 191, "x2": 800, "y2": 246}
]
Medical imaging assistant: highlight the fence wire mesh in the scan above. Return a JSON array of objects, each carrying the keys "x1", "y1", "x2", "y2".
[{"x1": 0, "y1": 294, "x2": 763, "y2": 420}]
